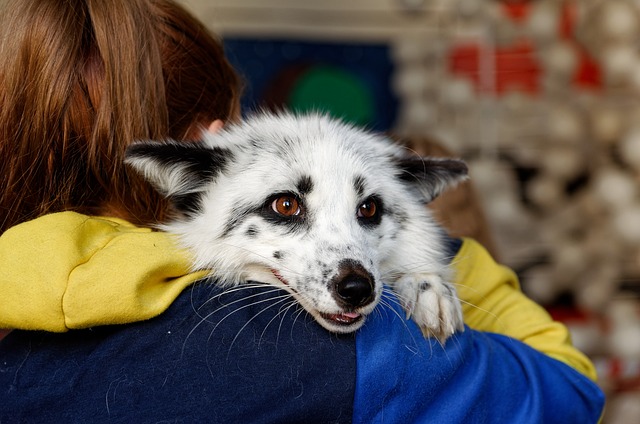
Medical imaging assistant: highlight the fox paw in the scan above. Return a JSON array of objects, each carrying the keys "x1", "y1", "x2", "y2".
[{"x1": 394, "y1": 274, "x2": 464, "y2": 343}]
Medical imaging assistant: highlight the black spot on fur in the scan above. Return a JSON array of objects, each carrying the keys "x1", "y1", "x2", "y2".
[
  {"x1": 316, "y1": 261, "x2": 331, "y2": 281},
  {"x1": 296, "y1": 175, "x2": 314, "y2": 195},
  {"x1": 171, "y1": 193, "x2": 205, "y2": 217},
  {"x1": 384, "y1": 206, "x2": 408, "y2": 230},
  {"x1": 353, "y1": 175, "x2": 366, "y2": 199},
  {"x1": 248, "y1": 138, "x2": 261, "y2": 149},
  {"x1": 273, "y1": 251, "x2": 283, "y2": 260},
  {"x1": 322, "y1": 268, "x2": 331, "y2": 281},
  {"x1": 221, "y1": 206, "x2": 253, "y2": 237},
  {"x1": 283, "y1": 136, "x2": 297, "y2": 149},
  {"x1": 444, "y1": 284, "x2": 454, "y2": 297},
  {"x1": 420, "y1": 282, "x2": 431, "y2": 292},
  {"x1": 245, "y1": 225, "x2": 259, "y2": 238}
]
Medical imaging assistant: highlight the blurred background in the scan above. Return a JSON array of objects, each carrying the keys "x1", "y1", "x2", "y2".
[{"x1": 181, "y1": 0, "x2": 640, "y2": 421}]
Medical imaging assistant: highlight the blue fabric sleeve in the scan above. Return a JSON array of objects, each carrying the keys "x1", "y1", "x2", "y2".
[{"x1": 353, "y1": 294, "x2": 605, "y2": 424}]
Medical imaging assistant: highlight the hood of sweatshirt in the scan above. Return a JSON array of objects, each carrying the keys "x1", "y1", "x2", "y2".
[{"x1": 0, "y1": 212, "x2": 207, "y2": 332}]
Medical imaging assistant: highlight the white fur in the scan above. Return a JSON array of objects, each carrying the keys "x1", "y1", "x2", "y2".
[{"x1": 126, "y1": 112, "x2": 466, "y2": 340}]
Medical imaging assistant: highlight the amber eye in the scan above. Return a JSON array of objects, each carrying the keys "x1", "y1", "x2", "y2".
[
  {"x1": 271, "y1": 195, "x2": 301, "y2": 217},
  {"x1": 357, "y1": 198, "x2": 378, "y2": 219}
]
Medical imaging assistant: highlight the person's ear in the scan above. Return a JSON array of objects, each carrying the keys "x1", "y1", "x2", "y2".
[{"x1": 207, "y1": 119, "x2": 224, "y2": 134}]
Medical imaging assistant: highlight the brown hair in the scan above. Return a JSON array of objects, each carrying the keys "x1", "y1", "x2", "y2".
[{"x1": 0, "y1": 0, "x2": 241, "y2": 233}]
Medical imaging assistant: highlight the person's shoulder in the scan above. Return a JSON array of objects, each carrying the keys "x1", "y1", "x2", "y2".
[{"x1": 0, "y1": 282, "x2": 357, "y2": 423}]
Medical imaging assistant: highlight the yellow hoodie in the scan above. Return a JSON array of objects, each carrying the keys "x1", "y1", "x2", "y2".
[{"x1": 0, "y1": 211, "x2": 596, "y2": 381}]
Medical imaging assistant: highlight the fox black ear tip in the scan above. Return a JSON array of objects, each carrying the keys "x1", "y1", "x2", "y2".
[
  {"x1": 443, "y1": 159, "x2": 469, "y2": 181},
  {"x1": 445, "y1": 158, "x2": 468, "y2": 174},
  {"x1": 459, "y1": 163, "x2": 469, "y2": 178}
]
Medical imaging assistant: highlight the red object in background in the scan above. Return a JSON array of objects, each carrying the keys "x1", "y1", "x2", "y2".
[
  {"x1": 448, "y1": 0, "x2": 602, "y2": 95},
  {"x1": 558, "y1": 0, "x2": 603, "y2": 90},
  {"x1": 573, "y1": 49, "x2": 602, "y2": 90},
  {"x1": 447, "y1": 40, "x2": 542, "y2": 95},
  {"x1": 547, "y1": 305, "x2": 594, "y2": 323},
  {"x1": 558, "y1": 0, "x2": 577, "y2": 39},
  {"x1": 500, "y1": 0, "x2": 532, "y2": 23}
]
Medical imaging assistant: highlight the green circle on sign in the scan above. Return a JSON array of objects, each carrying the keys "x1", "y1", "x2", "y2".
[{"x1": 288, "y1": 66, "x2": 374, "y2": 127}]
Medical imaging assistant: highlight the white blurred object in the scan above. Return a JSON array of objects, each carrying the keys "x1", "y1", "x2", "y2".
[
  {"x1": 541, "y1": 146, "x2": 585, "y2": 181},
  {"x1": 552, "y1": 240, "x2": 588, "y2": 285},
  {"x1": 468, "y1": 158, "x2": 519, "y2": 196},
  {"x1": 440, "y1": 77, "x2": 476, "y2": 108},
  {"x1": 620, "y1": 127, "x2": 640, "y2": 170},
  {"x1": 566, "y1": 318, "x2": 606, "y2": 357},
  {"x1": 397, "y1": 98, "x2": 437, "y2": 133},
  {"x1": 601, "y1": 44, "x2": 638, "y2": 85},
  {"x1": 541, "y1": 41, "x2": 578, "y2": 79},
  {"x1": 575, "y1": 264, "x2": 618, "y2": 312},
  {"x1": 392, "y1": 37, "x2": 441, "y2": 64},
  {"x1": 608, "y1": 298, "x2": 640, "y2": 359},
  {"x1": 526, "y1": 1, "x2": 560, "y2": 42},
  {"x1": 527, "y1": 175, "x2": 564, "y2": 209},
  {"x1": 521, "y1": 265, "x2": 559, "y2": 305},
  {"x1": 590, "y1": 104, "x2": 627, "y2": 145},
  {"x1": 487, "y1": 193, "x2": 523, "y2": 224},
  {"x1": 612, "y1": 203, "x2": 640, "y2": 244},
  {"x1": 392, "y1": 64, "x2": 433, "y2": 97},
  {"x1": 547, "y1": 104, "x2": 584, "y2": 145},
  {"x1": 599, "y1": 0, "x2": 640, "y2": 42},
  {"x1": 592, "y1": 168, "x2": 638, "y2": 209}
]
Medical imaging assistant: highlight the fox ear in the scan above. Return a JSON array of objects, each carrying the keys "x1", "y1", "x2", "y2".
[
  {"x1": 125, "y1": 140, "x2": 232, "y2": 214},
  {"x1": 396, "y1": 157, "x2": 468, "y2": 203}
]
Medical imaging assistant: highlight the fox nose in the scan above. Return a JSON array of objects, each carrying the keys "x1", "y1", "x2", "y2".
[
  {"x1": 336, "y1": 275, "x2": 373, "y2": 307},
  {"x1": 333, "y1": 260, "x2": 374, "y2": 308}
]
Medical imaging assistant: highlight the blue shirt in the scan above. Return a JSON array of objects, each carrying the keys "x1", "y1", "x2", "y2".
[{"x1": 0, "y1": 239, "x2": 604, "y2": 423}]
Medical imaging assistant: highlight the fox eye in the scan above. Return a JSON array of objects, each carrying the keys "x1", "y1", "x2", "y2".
[
  {"x1": 357, "y1": 198, "x2": 378, "y2": 219},
  {"x1": 272, "y1": 195, "x2": 302, "y2": 217}
]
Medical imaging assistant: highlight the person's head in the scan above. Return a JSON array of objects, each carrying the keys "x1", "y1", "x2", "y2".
[{"x1": 0, "y1": 0, "x2": 241, "y2": 233}]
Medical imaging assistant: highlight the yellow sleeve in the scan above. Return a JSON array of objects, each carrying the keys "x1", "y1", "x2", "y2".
[
  {"x1": 454, "y1": 238, "x2": 598, "y2": 381},
  {"x1": 0, "y1": 212, "x2": 207, "y2": 332}
]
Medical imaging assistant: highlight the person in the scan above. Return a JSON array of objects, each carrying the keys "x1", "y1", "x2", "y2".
[{"x1": 0, "y1": 0, "x2": 604, "y2": 422}]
